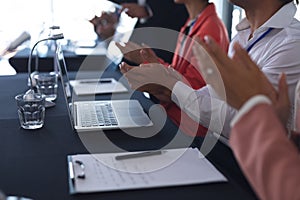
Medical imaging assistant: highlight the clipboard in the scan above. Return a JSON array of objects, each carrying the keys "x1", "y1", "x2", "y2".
[{"x1": 67, "y1": 148, "x2": 227, "y2": 194}]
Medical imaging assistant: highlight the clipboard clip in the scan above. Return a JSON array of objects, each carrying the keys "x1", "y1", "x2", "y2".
[
  {"x1": 75, "y1": 160, "x2": 86, "y2": 179},
  {"x1": 69, "y1": 158, "x2": 86, "y2": 182}
]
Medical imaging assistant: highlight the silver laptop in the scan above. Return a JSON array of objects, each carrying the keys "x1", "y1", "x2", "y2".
[{"x1": 56, "y1": 46, "x2": 153, "y2": 132}]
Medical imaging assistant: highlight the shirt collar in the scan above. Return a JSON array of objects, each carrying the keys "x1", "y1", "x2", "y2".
[{"x1": 236, "y1": 2, "x2": 297, "y2": 31}]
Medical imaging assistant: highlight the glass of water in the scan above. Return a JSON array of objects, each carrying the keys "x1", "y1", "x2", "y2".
[
  {"x1": 15, "y1": 93, "x2": 45, "y2": 129},
  {"x1": 34, "y1": 72, "x2": 58, "y2": 101}
]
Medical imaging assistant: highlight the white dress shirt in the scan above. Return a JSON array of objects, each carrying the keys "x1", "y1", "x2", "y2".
[{"x1": 171, "y1": 2, "x2": 300, "y2": 139}]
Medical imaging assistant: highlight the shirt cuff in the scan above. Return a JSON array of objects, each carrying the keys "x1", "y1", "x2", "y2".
[
  {"x1": 171, "y1": 81, "x2": 195, "y2": 105},
  {"x1": 230, "y1": 95, "x2": 272, "y2": 127},
  {"x1": 139, "y1": 4, "x2": 153, "y2": 24}
]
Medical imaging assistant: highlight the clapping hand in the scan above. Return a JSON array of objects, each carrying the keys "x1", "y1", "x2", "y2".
[
  {"x1": 116, "y1": 41, "x2": 159, "y2": 65},
  {"x1": 89, "y1": 12, "x2": 118, "y2": 40},
  {"x1": 119, "y1": 62, "x2": 183, "y2": 103},
  {"x1": 192, "y1": 36, "x2": 290, "y2": 125}
]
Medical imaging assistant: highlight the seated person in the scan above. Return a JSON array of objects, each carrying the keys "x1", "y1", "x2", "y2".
[
  {"x1": 118, "y1": 0, "x2": 229, "y2": 137},
  {"x1": 119, "y1": 0, "x2": 300, "y2": 139},
  {"x1": 194, "y1": 35, "x2": 299, "y2": 200},
  {"x1": 114, "y1": 0, "x2": 188, "y2": 31}
]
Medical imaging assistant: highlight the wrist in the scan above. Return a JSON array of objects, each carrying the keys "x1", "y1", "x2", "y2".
[{"x1": 231, "y1": 95, "x2": 272, "y2": 127}]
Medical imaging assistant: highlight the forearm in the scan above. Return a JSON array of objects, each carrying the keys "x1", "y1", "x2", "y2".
[
  {"x1": 171, "y1": 82, "x2": 236, "y2": 136},
  {"x1": 230, "y1": 102, "x2": 300, "y2": 200}
]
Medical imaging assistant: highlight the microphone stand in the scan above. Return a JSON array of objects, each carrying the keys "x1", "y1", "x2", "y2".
[
  {"x1": 27, "y1": 33, "x2": 64, "y2": 89},
  {"x1": 26, "y1": 33, "x2": 64, "y2": 108}
]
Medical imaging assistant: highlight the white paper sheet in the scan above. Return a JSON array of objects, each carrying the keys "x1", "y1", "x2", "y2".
[{"x1": 68, "y1": 148, "x2": 227, "y2": 194}]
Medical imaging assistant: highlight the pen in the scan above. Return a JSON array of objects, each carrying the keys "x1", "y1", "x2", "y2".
[
  {"x1": 115, "y1": 150, "x2": 163, "y2": 160},
  {"x1": 79, "y1": 80, "x2": 112, "y2": 84}
]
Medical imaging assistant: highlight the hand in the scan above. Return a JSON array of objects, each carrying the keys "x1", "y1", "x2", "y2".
[
  {"x1": 274, "y1": 73, "x2": 291, "y2": 126},
  {"x1": 116, "y1": 41, "x2": 159, "y2": 65},
  {"x1": 121, "y1": 3, "x2": 149, "y2": 18},
  {"x1": 119, "y1": 62, "x2": 183, "y2": 103},
  {"x1": 192, "y1": 36, "x2": 278, "y2": 109},
  {"x1": 89, "y1": 12, "x2": 118, "y2": 40}
]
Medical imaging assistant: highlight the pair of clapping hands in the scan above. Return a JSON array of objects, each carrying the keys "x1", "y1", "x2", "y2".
[
  {"x1": 90, "y1": 12, "x2": 119, "y2": 40},
  {"x1": 118, "y1": 37, "x2": 290, "y2": 126}
]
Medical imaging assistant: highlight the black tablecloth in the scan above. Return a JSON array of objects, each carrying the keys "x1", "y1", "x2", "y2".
[{"x1": 0, "y1": 72, "x2": 258, "y2": 200}]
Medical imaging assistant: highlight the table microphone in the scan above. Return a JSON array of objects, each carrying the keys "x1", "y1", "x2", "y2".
[
  {"x1": 27, "y1": 33, "x2": 64, "y2": 88},
  {"x1": 25, "y1": 33, "x2": 64, "y2": 108}
]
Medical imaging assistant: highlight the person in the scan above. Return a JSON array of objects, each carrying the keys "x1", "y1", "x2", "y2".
[
  {"x1": 193, "y1": 35, "x2": 299, "y2": 200},
  {"x1": 89, "y1": 11, "x2": 119, "y2": 40},
  {"x1": 118, "y1": 0, "x2": 229, "y2": 137},
  {"x1": 113, "y1": 0, "x2": 188, "y2": 31},
  {"x1": 90, "y1": 0, "x2": 188, "y2": 62},
  {"x1": 120, "y1": 0, "x2": 300, "y2": 139}
]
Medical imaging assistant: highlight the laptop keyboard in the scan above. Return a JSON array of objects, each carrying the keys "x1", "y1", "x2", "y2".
[{"x1": 79, "y1": 102, "x2": 118, "y2": 127}]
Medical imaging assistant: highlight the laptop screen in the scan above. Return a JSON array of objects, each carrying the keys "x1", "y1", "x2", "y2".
[{"x1": 56, "y1": 45, "x2": 75, "y2": 129}]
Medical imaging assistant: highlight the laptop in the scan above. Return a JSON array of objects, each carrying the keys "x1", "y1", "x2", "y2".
[{"x1": 55, "y1": 46, "x2": 153, "y2": 132}]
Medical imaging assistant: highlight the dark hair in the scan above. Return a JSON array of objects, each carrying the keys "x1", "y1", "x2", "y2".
[{"x1": 280, "y1": 0, "x2": 299, "y2": 5}]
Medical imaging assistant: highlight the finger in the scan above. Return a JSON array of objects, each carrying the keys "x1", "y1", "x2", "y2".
[
  {"x1": 140, "y1": 49, "x2": 149, "y2": 62},
  {"x1": 124, "y1": 71, "x2": 147, "y2": 90},
  {"x1": 192, "y1": 40, "x2": 220, "y2": 80},
  {"x1": 116, "y1": 41, "x2": 141, "y2": 54},
  {"x1": 278, "y1": 73, "x2": 290, "y2": 104},
  {"x1": 276, "y1": 73, "x2": 291, "y2": 125},
  {"x1": 141, "y1": 43, "x2": 151, "y2": 49},
  {"x1": 120, "y1": 3, "x2": 131, "y2": 10},
  {"x1": 126, "y1": 41, "x2": 142, "y2": 51},
  {"x1": 192, "y1": 37, "x2": 226, "y2": 99},
  {"x1": 202, "y1": 36, "x2": 231, "y2": 68},
  {"x1": 119, "y1": 62, "x2": 127, "y2": 74},
  {"x1": 193, "y1": 36, "x2": 231, "y2": 78},
  {"x1": 140, "y1": 49, "x2": 158, "y2": 63},
  {"x1": 115, "y1": 42, "x2": 127, "y2": 53},
  {"x1": 232, "y1": 43, "x2": 257, "y2": 70},
  {"x1": 119, "y1": 62, "x2": 135, "y2": 74}
]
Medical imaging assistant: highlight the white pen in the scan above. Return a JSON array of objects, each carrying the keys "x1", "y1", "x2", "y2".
[{"x1": 115, "y1": 150, "x2": 163, "y2": 160}]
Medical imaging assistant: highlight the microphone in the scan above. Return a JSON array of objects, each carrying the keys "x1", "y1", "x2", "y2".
[
  {"x1": 49, "y1": 33, "x2": 64, "y2": 40},
  {"x1": 27, "y1": 33, "x2": 64, "y2": 88}
]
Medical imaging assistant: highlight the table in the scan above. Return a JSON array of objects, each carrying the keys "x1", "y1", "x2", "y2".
[
  {"x1": 9, "y1": 48, "x2": 109, "y2": 73},
  {"x1": 0, "y1": 71, "x2": 258, "y2": 200}
]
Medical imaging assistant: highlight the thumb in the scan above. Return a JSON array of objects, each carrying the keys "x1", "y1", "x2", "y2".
[
  {"x1": 276, "y1": 73, "x2": 291, "y2": 125},
  {"x1": 119, "y1": 62, "x2": 134, "y2": 74},
  {"x1": 278, "y1": 73, "x2": 290, "y2": 103},
  {"x1": 140, "y1": 49, "x2": 159, "y2": 63}
]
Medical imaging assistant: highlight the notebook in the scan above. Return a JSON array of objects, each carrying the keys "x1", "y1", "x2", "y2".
[
  {"x1": 55, "y1": 46, "x2": 153, "y2": 131},
  {"x1": 69, "y1": 77, "x2": 128, "y2": 96}
]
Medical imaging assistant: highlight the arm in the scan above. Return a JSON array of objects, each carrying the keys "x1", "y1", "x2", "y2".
[
  {"x1": 171, "y1": 82, "x2": 235, "y2": 137},
  {"x1": 230, "y1": 102, "x2": 300, "y2": 200},
  {"x1": 191, "y1": 35, "x2": 296, "y2": 200}
]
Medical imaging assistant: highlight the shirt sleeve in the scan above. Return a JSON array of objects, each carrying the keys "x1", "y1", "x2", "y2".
[
  {"x1": 230, "y1": 95, "x2": 272, "y2": 127},
  {"x1": 137, "y1": 0, "x2": 153, "y2": 24},
  {"x1": 171, "y1": 81, "x2": 236, "y2": 137},
  {"x1": 230, "y1": 103, "x2": 300, "y2": 200}
]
